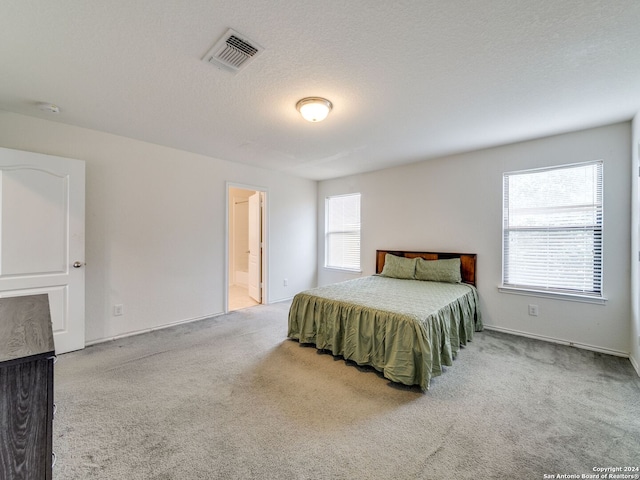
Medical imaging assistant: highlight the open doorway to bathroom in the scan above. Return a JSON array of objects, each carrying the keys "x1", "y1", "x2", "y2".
[{"x1": 227, "y1": 185, "x2": 266, "y2": 311}]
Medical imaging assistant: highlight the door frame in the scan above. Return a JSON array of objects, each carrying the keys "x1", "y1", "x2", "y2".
[{"x1": 225, "y1": 182, "x2": 268, "y2": 313}]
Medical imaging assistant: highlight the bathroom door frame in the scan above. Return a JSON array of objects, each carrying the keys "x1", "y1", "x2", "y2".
[{"x1": 225, "y1": 182, "x2": 268, "y2": 313}]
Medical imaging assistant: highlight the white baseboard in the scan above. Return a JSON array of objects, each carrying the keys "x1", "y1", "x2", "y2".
[
  {"x1": 483, "y1": 325, "x2": 629, "y2": 358},
  {"x1": 630, "y1": 354, "x2": 640, "y2": 377},
  {"x1": 235, "y1": 271, "x2": 248, "y2": 287},
  {"x1": 85, "y1": 312, "x2": 224, "y2": 347},
  {"x1": 265, "y1": 296, "x2": 296, "y2": 305}
]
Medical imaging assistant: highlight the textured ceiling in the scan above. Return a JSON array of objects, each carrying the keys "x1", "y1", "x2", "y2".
[{"x1": 1, "y1": 1, "x2": 639, "y2": 180}]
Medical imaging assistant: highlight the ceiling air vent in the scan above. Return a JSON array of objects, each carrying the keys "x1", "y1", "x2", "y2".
[{"x1": 202, "y1": 29, "x2": 263, "y2": 73}]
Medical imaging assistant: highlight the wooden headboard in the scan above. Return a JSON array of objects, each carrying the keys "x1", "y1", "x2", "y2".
[{"x1": 376, "y1": 250, "x2": 477, "y2": 286}]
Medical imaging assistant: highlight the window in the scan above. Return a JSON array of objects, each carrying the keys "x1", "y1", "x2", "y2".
[
  {"x1": 325, "y1": 193, "x2": 361, "y2": 271},
  {"x1": 502, "y1": 161, "x2": 603, "y2": 300}
]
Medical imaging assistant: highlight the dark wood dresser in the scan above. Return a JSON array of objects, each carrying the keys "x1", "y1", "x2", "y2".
[{"x1": 0, "y1": 295, "x2": 55, "y2": 480}]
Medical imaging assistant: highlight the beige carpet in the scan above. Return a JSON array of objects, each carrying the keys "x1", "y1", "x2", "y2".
[{"x1": 52, "y1": 301, "x2": 640, "y2": 479}]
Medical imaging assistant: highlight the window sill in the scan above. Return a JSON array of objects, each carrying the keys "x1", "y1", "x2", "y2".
[
  {"x1": 498, "y1": 286, "x2": 607, "y2": 305},
  {"x1": 323, "y1": 267, "x2": 362, "y2": 274}
]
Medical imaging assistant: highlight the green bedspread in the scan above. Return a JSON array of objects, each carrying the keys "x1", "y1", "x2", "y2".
[{"x1": 287, "y1": 275, "x2": 482, "y2": 390}]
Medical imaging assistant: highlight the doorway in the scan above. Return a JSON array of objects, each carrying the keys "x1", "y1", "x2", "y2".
[{"x1": 227, "y1": 185, "x2": 266, "y2": 311}]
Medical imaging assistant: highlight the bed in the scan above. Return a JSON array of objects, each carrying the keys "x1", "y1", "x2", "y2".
[{"x1": 287, "y1": 250, "x2": 482, "y2": 390}]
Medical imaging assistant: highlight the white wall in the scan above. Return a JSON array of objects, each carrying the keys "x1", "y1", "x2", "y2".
[
  {"x1": 0, "y1": 111, "x2": 317, "y2": 344},
  {"x1": 631, "y1": 114, "x2": 640, "y2": 375},
  {"x1": 318, "y1": 123, "x2": 632, "y2": 357}
]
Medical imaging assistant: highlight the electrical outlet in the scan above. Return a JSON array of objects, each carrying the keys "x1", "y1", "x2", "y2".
[
  {"x1": 528, "y1": 304, "x2": 539, "y2": 316},
  {"x1": 114, "y1": 304, "x2": 124, "y2": 316},
  {"x1": 284, "y1": 278, "x2": 288, "y2": 287}
]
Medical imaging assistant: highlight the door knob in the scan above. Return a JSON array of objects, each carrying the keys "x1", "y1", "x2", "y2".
[{"x1": 73, "y1": 261, "x2": 85, "y2": 268}]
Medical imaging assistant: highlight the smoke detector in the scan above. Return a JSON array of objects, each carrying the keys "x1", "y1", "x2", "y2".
[
  {"x1": 37, "y1": 102, "x2": 60, "y2": 114},
  {"x1": 202, "y1": 29, "x2": 263, "y2": 73}
]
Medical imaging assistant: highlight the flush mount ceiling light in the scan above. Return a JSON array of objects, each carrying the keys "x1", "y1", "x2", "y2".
[{"x1": 296, "y1": 97, "x2": 333, "y2": 122}]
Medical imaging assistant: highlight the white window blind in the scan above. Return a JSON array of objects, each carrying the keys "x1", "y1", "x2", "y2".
[
  {"x1": 326, "y1": 193, "x2": 361, "y2": 271},
  {"x1": 502, "y1": 161, "x2": 603, "y2": 297}
]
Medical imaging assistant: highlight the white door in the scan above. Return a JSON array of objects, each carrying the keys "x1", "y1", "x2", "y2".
[
  {"x1": 248, "y1": 192, "x2": 261, "y2": 303},
  {"x1": 0, "y1": 147, "x2": 85, "y2": 354}
]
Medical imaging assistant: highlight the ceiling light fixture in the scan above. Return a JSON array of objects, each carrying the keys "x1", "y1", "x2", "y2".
[{"x1": 296, "y1": 97, "x2": 333, "y2": 122}]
